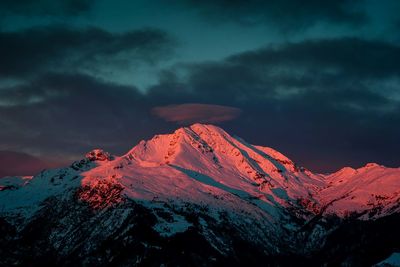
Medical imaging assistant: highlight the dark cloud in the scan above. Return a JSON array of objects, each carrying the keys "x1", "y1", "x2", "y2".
[
  {"x1": 147, "y1": 37, "x2": 400, "y2": 172},
  {"x1": 0, "y1": 73, "x2": 157, "y2": 160},
  {"x1": 0, "y1": 25, "x2": 175, "y2": 79},
  {"x1": 0, "y1": 0, "x2": 94, "y2": 17},
  {"x1": 149, "y1": 37, "x2": 400, "y2": 103},
  {"x1": 0, "y1": 1, "x2": 398, "y2": 177},
  {"x1": 1, "y1": 36, "x2": 399, "y2": 174},
  {"x1": 152, "y1": 103, "x2": 241, "y2": 124},
  {"x1": 227, "y1": 37, "x2": 400, "y2": 79},
  {"x1": 177, "y1": 0, "x2": 367, "y2": 31}
]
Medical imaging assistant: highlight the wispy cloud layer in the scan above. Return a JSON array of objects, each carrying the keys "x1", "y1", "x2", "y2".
[{"x1": 1, "y1": 0, "x2": 400, "y2": 175}]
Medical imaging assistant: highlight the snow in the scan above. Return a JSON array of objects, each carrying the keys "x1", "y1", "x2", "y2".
[
  {"x1": 375, "y1": 253, "x2": 400, "y2": 267},
  {"x1": 1, "y1": 123, "x2": 399, "y2": 229},
  {"x1": 85, "y1": 149, "x2": 114, "y2": 162},
  {"x1": 153, "y1": 211, "x2": 192, "y2": 237},
  {"x1": 317, "y1": 163, "x2": 400, "y2": 218},
  {"x1": 0, "y1": 168, "x2": 82, "y2": 218},
  {"x1": 0, "y1": 175, "x2": 32, "y2": 190}
]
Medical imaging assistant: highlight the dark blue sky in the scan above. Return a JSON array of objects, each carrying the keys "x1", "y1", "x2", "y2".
[{"x1": 0, "y1": 0, "x2": 400, "y2": 176}]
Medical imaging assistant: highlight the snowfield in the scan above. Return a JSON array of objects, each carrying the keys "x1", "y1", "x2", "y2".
[{"x1": 0, "y1": 123, "x2": 399, "y2": 266}]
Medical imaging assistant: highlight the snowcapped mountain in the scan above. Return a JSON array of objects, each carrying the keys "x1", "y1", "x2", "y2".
[
  {"x1": 317, "y1": 164, "x2": 400, "y2": 219},
  {"x1": 0, "y1": 124, "x2": 399, "y2": 266}
]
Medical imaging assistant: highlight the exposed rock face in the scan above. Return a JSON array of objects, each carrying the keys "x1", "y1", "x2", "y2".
[
  {"x1": 0, "y1": 124, "x2": 399, "y2": 266},
  {"x1": 85, "y1": 149, "x2": 113, "y2": 162}
]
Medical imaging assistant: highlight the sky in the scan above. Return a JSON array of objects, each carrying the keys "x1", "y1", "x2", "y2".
[{"x1": 0, "y1": 0, "x2": 399, "y2": 176}]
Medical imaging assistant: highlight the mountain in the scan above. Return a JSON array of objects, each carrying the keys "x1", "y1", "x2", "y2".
[
  {"x1": 0, "y1": 124, "x2": 399, "y2": 266},
  {"x1": 317, "y1": 164, "x2": 400, "y2": 218}
]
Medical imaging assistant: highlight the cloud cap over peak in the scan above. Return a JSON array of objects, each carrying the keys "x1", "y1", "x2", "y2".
[{"x1": 152, "y1": 103, "x2": 242, "y2": 124}]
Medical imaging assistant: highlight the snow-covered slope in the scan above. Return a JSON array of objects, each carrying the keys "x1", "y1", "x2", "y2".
[
  {"x1": 118, "y1": 124, "x2": 324, "y2": 214},
  {"x1": 316, "y1": 163, "x2": 400, "y2": 218},
  {"x1": 0, "y1": 124, "x2": 324, "y2": 221},
  {"x1": 0, "y1": 123, "x2": 399, "y2": 266}
]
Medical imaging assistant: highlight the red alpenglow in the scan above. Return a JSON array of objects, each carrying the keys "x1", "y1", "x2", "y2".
[{"x1": 1, "y1": 124, "x2": 399, "y2": 266}]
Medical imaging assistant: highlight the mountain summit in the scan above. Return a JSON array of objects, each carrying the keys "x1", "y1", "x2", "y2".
[{"x1": 1, "y1": 124, "x2": 399, "y2": 266}]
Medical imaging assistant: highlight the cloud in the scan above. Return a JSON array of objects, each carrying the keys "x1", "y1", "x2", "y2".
[
  {"x1": 227, "y1": 37, "x2": 400, "y2": 79},
  {"x1": 148, "y1": 37, "x2": 400, "y2": 102},
  {"x1": 1, "y1": 36, "x2": 400, "y2": 173},
  {"x1": 0, "y1": 25, "x2": 175, "y2": 79},
  {"x1": 0, "y1": 73, "x2": 156, "y2": 160},
  {"x1": 0, "y1": 0, "x2": 94, "y2": 17},
  {"x1": 146, "y1": 37, "x2": 400, "y2": 172},
  {"x1": 152, "y1": 103, "x2": 241, "y2": 124},
  {"x1": 176, "y1": 0, "x2": 367, "y2": 31}
]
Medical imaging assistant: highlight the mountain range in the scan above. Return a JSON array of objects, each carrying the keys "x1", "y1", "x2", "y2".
[{"x1": 0, "y1": 124, "x2": 399, "y2": 266}]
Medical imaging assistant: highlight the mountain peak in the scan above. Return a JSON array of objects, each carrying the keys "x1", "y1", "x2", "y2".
[
  {"x1": 188, "y1": 123, "x2": 228, "y2": 134},
  {"x1": 336, "y1": 166, "x2": 357, "y2": 175},
  {"x1": 85, "y1": 149, "x2": 113, "y2": 162},
  {"x1": 122, "y1": 123, "x2": 325, "y2": 206},
  {"x1": 1, "y1": 124, "x2": 400, "y2": 266},
  {"x1": 169, "y1": 123, "x2": 229, "y2": 142},
  {"x1": 362, "y1": 162, "x2": 381, "y2": 169},
  {"x1": 127, "y1": 123, "x2": 231, "y2": 164}
]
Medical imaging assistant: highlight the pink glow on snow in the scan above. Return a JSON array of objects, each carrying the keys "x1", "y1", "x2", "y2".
[
  {"x1": 79, "y1": 124, "x2": 399, "y2": 218},
  {"x1": 2, "y1": 124, "x2": 398, "y2": 220}
]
